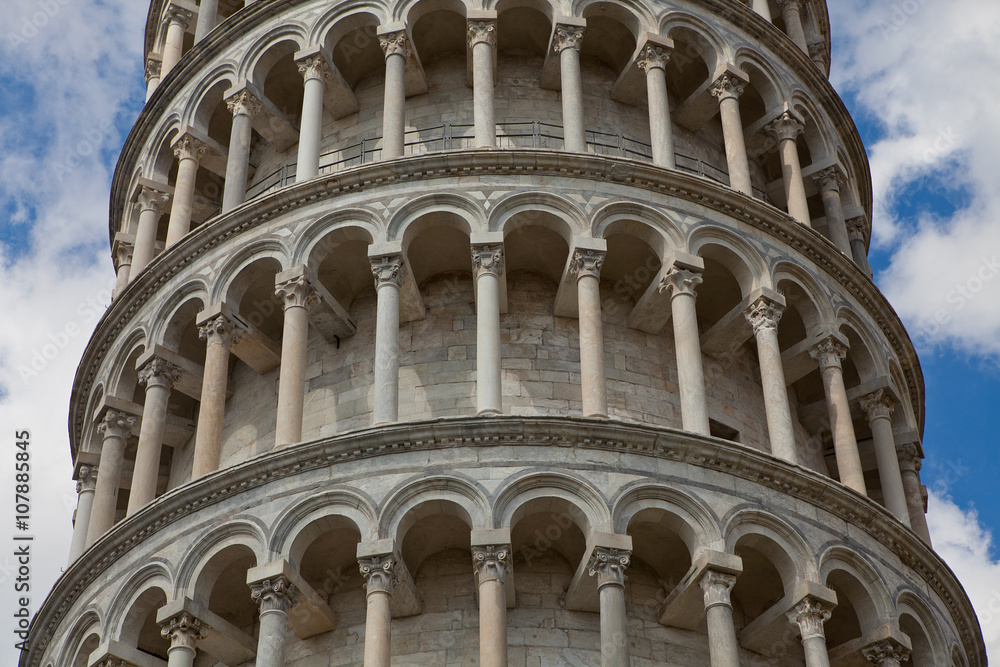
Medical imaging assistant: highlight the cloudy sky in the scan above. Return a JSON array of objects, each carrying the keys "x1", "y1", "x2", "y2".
[{"x1": 0, "y1": 0, "x2": 998, "y2": 664}]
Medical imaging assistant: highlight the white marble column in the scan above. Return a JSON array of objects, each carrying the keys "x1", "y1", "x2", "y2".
[
  {"x1": 753, "y1": 0, "x2": 773, "y2": 21},
  {"x1": 554, "y1": 23, "x2": 587, "y2": 153},
  {"x1": 469, "y1": 19, "x2": 497, "y2": 148},
  {"x1": 68, "y1": 466, "x2": 97, "y2": 564},
  {"x1": 87, "y1": 411, "x2": 135, "y2": 545},
  {"x1": 194, "y1": 0, "x2": 219, "y2": 42},
  {"x1": 812, "y1": 167, "x2": 852, "y2": 255},
  {"x1": 711, "y1": 72, "x2": 753, "y2": 196},
  {"x1": 809, "y1": 338, "x2": 867, "y2": 495},
  {"x1": 473, "y1": 244, "x2": 504, "y2": 415},
  {"x1": 160, "y1": 613, "x2": 207, "y2": 667},
  {"x1": 473, "y1": 545, "x2": 510, "y2": 667},
  {"x1": 296, "y1": 53, "x2": 330, "y2": 181},
  {"x1": 193, "y1": 314, "x2": 242, "y2": 479},
  {"x1": 131, "y1": 187, "x2": 171, "y2": 277},
  {"x1": 847, "y1": 216, "x2": 873, "y2": 275},
  {"x1": 166, "y1": 134, "x2": 208, "y2": 248},
  {"x1": 860, "y1": 390, "x2": 909, "y2": 524},
  {"x1": 746, "y1": 296, "x2": 797, "y2": 463},
  {"x1": 776, "y1": 0, "x2": 809, "y2": 53},
  {"x1": 128, "y1": 358, "x2": 181, "y2": 515},
  {"x1": 862, "y1": 640, "x2": 911, "y2": 667},
  {"x1": 145, "y1": 55, "x2": 163, "y2": 101},
  {"x1": 222, "y1": 89, "x2": 261, "y2": 212},
  {"x1": 700, "y1": 571, "x2": 741, "y2": 667},
  {"x1": 113, "y1": 240, "x2": 134, "y2": 299},
  {"x1": 371, "y1": 255, "x2": 406, "y2": 424},
  {"x1": 360, "y1": 555, "x2": 395, "y2": 667},
  {"x1": 659, "y1": 267, "x2": 710, "y2": 435},
  {"x1": 160, "y1": 6, "x2": 194, "y2": 77},
  {"x1": 637, "y1": 43, "x2": 675, "y2": 168},
  {"x1": 379, "y1": 31, "x2": 409, "y2": 160},
  {"x1": 766, "y1": 110, "x2": 810, "y2": 226},
  {"x1": 274, "y1": 274, "x2": 319, "y2": 448},
  {"x1": 788, "y1": 598, "x2": 833, "y2": 667},
  {"x1": 251, "y1": 577, "x2": 300, "y2": 667},
  {"x1": 572, "y1": 249, "x2": 607, "y2": 418},
  {"x1": 898, "y1": 443, "x2": 932, "y2": 545},
  {"x1": 589, "y1": 547, "x2": 631, "y2": 667}
]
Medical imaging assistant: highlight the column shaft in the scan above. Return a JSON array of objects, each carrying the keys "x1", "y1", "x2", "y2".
[
  {"x1": 145, "y1": 57, "x2": 162, "y2": 101},
  {"x1": 719, "y1": 96, "x2": 752, "y2": 196},
  {"x1": 811, "y1": 339, "x2": 866, "y2": 495},
  {"x1": 473, "y1": 545, "x2": 511, "y2": 667},
  {"x1": 589, "y1": 548, "x2": 631, "y2": 667},
  {"x1": 113, "y1": 243, "x2": 133, "y2": 299},
  {"x1": 559, "y1": 45, "x2": 586, "y2": 152},
  {"x1": 87, "y1": 412, "x2": 135, "y2": 545},
  {"x1": 128, "y1": 359, "x2": 180, "y2": 515},
  {"x1": 251, "y1": 578, "x2": 298, "y2": 667},
  {"x1": 861, "y1": 391, "x2": 909, "y2": 524},
  {"x1": 779, "y1": 136, "x2": 810, "y2": 225},
  {"x1": 160, "y1": 11, "x2": 191, "y2": 77},
  {"x1": 364, "y1": 591, "x2": 392, "y2": 667},
  {"x1": 813, "y1": 168, "x2": 852, "y2": 254},
  {"x1": 747, "y1": 299, "x2": 797, "y2": 463},
  {"x1": 574, "y1": 250, "x2": 607, "y2": 418},
  {"x1": 68, "y1": 468, "x2": 96, "y2": 563},
  {"x1": 223, "y1": 91, "x2": 260, "y2": 213},
  {"x1": 701, "y1": 572, "x2": 741, "y2": 667},
  {"x1": 274, "y1": 293, "x2": 313, "y2": 448},
  {"x1": 473, "y1": 245, "x2": 504, "y2": 415},
  {"x1": 779, "y1": 0, "x2": 809, "y2": 53},
  {"x1": 661, "y1": 269, "x2": 710, "y2": 435},
  {"x1": 379, "y1": 32, "x2": 409, "y2": 159},
  {"x1": 132, "y1": 190, "x2": 169, "y2": 277},
  {"x1": 637, "y1": 46, "x2": 674, "y2": 168},
  {"x1": 194, "y1": 0, "x2": 219, "y2": 42},
  {"x1": 847, "y1": 217, "x2": 873, "y2": 275},
  {"x1": 166, "y1": 136, "x2": 206, "y2": 248},
  {"x1": 297, "y1": 64, "x2": 326, "y2": 181},
  {"x1": 753, "y1": 0, "x2": 773, "y2": 21},
  {"x1": 899, "y1": 444, "x2": 932, "y2": 544},
  {"x1": 192, "y1": 316, "x2": 239, "y2": 478},
  {"x1": 470, "y1": 22, "x2": 497, "y2": 148},
  {"x1": 372, "y1": 257, "x2": 405, "y2": 424},
  {"x1": 160, "y1": 614, "x2": 207, "y2": 667},
  {"x1": 803, "y1": 635, "x2": 831, "y2": 667}
]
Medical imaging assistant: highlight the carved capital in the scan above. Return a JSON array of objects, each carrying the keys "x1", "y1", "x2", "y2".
[
  {"x1": 115, "y1": 241, "x2": 135, "y2": 267},
  {"x1": 897, "y1": 442, "x2": 922, "y2": 473},
  {"x1": 472, "y1": 544, "x2": 511, "y2": 584},
  {"x1": 862, "y1": 639, "x2": 911, "y2": 665},
  {"x1": 847, "y1": 216, "x2": 869, "y2": 243},
  {"x1": 226, "y1": 89, "x2": 262, "y2": 118},
  {"x1": 472, "y1": 244, "x2": 505, "y2": 279},
  {"x1": 137, "y1": 186, "x2": 170, "y2": 215},
  {"x1": 700, "y1": 570, "x2": 737, "y2": 609},
  {"x1": 251, "y1": 576, "x2": 299, "y2": 614},
  {"x1": 776, "y1": 0, "x2": 803, "y2": 12},
  {"x1": 553, "y1": 24, "x2": 585, "y2": 53},
  {"x1": 160, "y1": 612, "x2": 208, "y2": 650},
  {"x1": 765, "y1": 110, "x2": 805, "y2": 144},
  {"x1": 710, "y1": 72, "x2": 745, "y2": 101},
  {"x1": 297, "y1": 54, "x2": 332, "y2": 82},
  {"x1": 380, "y1": 31, "x2": 410, "y2": 58},
  {"x1": 809, "y1": 337, "x2": 847, "y2": 372},
  {"x1": 145, "y1": 57, "x2": 162, "y2": 82},
  {"x1": 371, "y1": 255, "x2": 407, "y2": 290},
  {"x1": 77, "y1": 465, "x2": 98, "y2": 494},
  {"x1": 198, "y1": 314, "x2": 243, "y2": 348},
  {"x1": 588, "y1": 547, "x2": 630, "y2": 589},
  {"x1": 275, "y1": 275, "x2": 319, "y2": 311},
  {"x1": 808, "y1": 42, "x2": 828, "y2": 68},
  {"x1": 359, "y1": 555, "x2": 396, "y2": 595},
  {"x1": 164, "y1": 5, "x2": 195, "y2": 28},
  {"x1": 570, "y1": 249, "x2": 605, "y2": 280},
  {"x1": 860, "y1": 389, "x2": 894, "y2": 423},
  {"x1": 658, "y1": 267, "x2": 703, "y2": 299},
  {"x1": 745, "y1": 296, "x2": 784, "y2": 334},
  {"x1": 468, "y1": 20, "x2": 497, "y2": 49},
  {"x1": 173, "y1": 134, "x2": 209, "y2": 164},
  {"x1": 636, "y1": 44, "x2": 671, "y2": 72},
  {"x1": 97, "y1": 410, "x2": 137, "y2": 441},
  {"x1": 812, "y1": 166, "x2": 845, "y2": 194},
  {"x1": 95, "y1": 660, "x2": 134, "y2": 667},
  {"x1": 138, "y1": 357, "x2": 182, "y2": 391},
  {"x1": 787, "y1": 597, "x2": 832, "y2": 641}
]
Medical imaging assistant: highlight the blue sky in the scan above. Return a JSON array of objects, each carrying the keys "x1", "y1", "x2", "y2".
[{"x1": 0, "y1": 0, "x2": 998, "y2": 664}]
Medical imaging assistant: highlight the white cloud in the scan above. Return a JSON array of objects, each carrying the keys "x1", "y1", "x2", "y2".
[
  {"x1": 828, "y1": 0, "x2": 1000, "y2": 357},
  {"x1": 927, "y1": 492, "x2": 1000, "y2": 662}
]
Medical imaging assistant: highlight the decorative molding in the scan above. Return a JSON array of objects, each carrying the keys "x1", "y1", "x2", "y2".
[
  {"x1": 700, "y1": 570, "x2": 737, "y2": 609},
  {"x1": 860, "y1": 389, "x2": 894, "y2": 423},
  {"x1": 97, "y1": 410, "x2": 136, "y2": 441},
  {"x1": 710, "y1": 72, "x2": 745, "y2": 101},
  {"x1": 274, "y1": 275, "x2": 319, "y2": 311},
  {"x1": 787, "y1": 597, "x2": 832, "y2": 641},
  {"x1": 172, "y1": 134, "x2": 209, "y2": 163},
  {"x1": 765, "y1": 110, "x2": 805, "y2": 144},
  {"x1": 160, "y1": 612, "x2": 208, "y2": 649},
  {"x1": 379, "y1": 31, "x2": 410, "y2": 59},
  {"x1": 809, "y1": 337, "x2": 847, "y2": 372}
]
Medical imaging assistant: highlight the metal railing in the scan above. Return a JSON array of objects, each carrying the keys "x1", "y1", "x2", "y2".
[{"x1": 244, "y1": 122, "x2": 768, "y2": 203}]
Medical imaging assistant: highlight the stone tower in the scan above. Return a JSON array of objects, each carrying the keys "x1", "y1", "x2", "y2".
[{"x1": 26, "y1": 0, "x2": 986, "y2": 666}]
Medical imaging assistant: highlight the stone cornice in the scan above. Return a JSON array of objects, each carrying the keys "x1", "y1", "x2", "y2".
[
  {"x1": 24, "y1": 416, "x2": 984, "y2": 667},
  {"x1": 82, "y1": 149, "x2": 922, "y2": 458}
]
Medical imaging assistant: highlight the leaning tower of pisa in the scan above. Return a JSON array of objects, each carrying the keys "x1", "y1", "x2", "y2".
[{"x1": 26, "y1": 0, "x2": 987, "y2": 665}]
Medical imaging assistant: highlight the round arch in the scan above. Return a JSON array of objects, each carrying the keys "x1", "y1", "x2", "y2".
[
  {"x1": 819, "y1": 545, "x2": 893, "y2": 634},
  {"x1": 494, "y1": 470, "x2": 612, "y2": 534},
  {"x1": 174, "y1": 518, "x2": 268, "y2": 600},
  {"x1": 612, "y1": 483, "x2": 723, "y2": 556},
  {"x1": 181, "y1": 66, "x2": 239, "y2": 130},
  {"x1": 57, "y1": 608, "x2": 103, "y2": 667},
  {"x1": 270, "y1": 488, "x2": 380, "y2": 566},
  {"x1": 387, "y1": 192, "x2": 485, "y2": 244},
  {"x1": 488, "y1": 191, "x2": 589, "y2": 242},
  {"x1": 723, "y1": 508, "x2": 817, "y2": 587},
  {"x1": 292, "y1": 211, "x2": 380, "y2": 266},
  {"x1": 104, "y1": 560, "x2": 173, "y2": 643},
  {"x1": 149, "y1": 284, "x2": 209, "y2": 349},
  {"x1": 238, "y1": 26, "x2": 310, "y2": 84},
  {"x1": 659, "y1": 11, "x2": 731, "y2": 76},
  {"x1": 210, "y1": 239, "x2": 291, "y2": 305},
  {"x1": 591, "y1": 200, "x2": 685, "y2": 254},
  {"x1": 379, "y1": 474, "x2": 492, "y2": 542},
  {"x1": 311, "y1": 3, "x2": 390, "y2": 45},
  {"x1": 771, "y1": 260, "x2": 836, "y2": 332},
  {"x1": 688, "y1": 225, "x2": 770, "y2": 296}
]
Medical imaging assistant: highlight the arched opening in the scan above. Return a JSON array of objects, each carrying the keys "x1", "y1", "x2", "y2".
[
  {"x1": 900, "y1": 612, "x2": 935, "y2": 667},
  {"x1": 195, "y1": 544, "x2": 259, "y2": 636},
  {"x1": 119, "y1": 587, "x2": 170, "y2": 660},
  {"x1": 69, "y1": 631, "x2": 101, "y2": 667},
  {"x1": 730, "y1": 533, "x2": 793, "y2": 632}
]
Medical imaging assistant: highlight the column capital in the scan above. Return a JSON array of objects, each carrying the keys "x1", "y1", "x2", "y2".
[
  {"x1": 164, "y1": 4, "x2": 195, "y2": 28},
  {"x1": 296, "y1": 53, "x2": 333, "y2": 83},
  {"x1": 97, "y1": 409, "x2": 137, "y2": 440},
  {"x1": 160, "y1": 612, "x2": 208, "y2": 650},
  {"x1": 658, "y1": 266, "x2": 703, "y2": 300},
  {"x1": 114, "y1": 240, "x2": 135, "y2": 267},
  {"x1": 808, "y1": 42, "x2": 828, "y2": 69},
  {"x1": 472, "y1": 544, "x2": 511, "y2": 584},
  {"x1": 710, "y1": 71, "x2": 746, "y2": 101},
  {"x1": 198, "y1": 314, "x2": 244, "y2": 348},
  {"x1": 226, "y1": 88, "x2": 262, "y2": 118},
  {"x1": 251, "y1": 576, "x2": 300, "y2": 614},
  {"x1": 173, "y1": 133, "x2": 209, "y2": 163},
  {"x1": 379, "y1": 30, "x2": 411, "y2": 58},
  {"x1": 700, "y1": 569, "x2": 737, "y2": 609},
  {"x1": 765, "y1": 110, "x2": 805, "y2": 144},
  {"x1": 95, "y1": 660, "x2": 134, "y2": 667},
  {"x1": 472, "y1": 244, "x2": 505, "y2": 278},
  {"x1": 145, "y1": 56, "x2": 162, "y2": 83},
  {"x1": 860, "y1": 389, "x2": 894, "y2": 423},
  {"x1": 570, "y1": 249, "x2": 605, "y2": 280},
  {"x1": 76, "y1": 465, "x2": 98, "y2": 494},
  {"x1": 809, "y1": 337, "x2": 847, "y2": 371},
  {"x1": 587, "y1": 547, "x2": 631, "y2": 590},
  {"x1": 553, "y1": 24, "x2": 585, "y2": 53},
  {"x1": 636, "y1": 44, "x2": 672, "y2": 72},
  {"x1": 359, "y1": 554, "x2": 396, "y2": 595},
  {"x1": 468, "y1": 19, "x2": 497, "y2": 49},
  {"x1": 745, "y1": 295, "x2": 784, "y2": 333},
  {"x1": 787, "y1": 597, "x2": 833, "y2": 641},
  {"x1": 775, "y1": 0, "x2": 803, "y2": 10},
  {"x1": 139, "y1": 357, "x2": 183, "y2": 391},
  {"x1": 862, "y1": 639, "x2": 911, "y2": 665},
  {"x1": 275, "y1": 274, "x2": 320, "y2": 311},
  {"x1": 847, "y1": 216, "x2": 869, "y2": 243},
  {"x1": 371, "y1": 255, "x2": 407, "y2": 289},
  {"x1": 812, "y1": 165, "x2": 846, "y2": 194},
  {"x1": 137, "y1": 186, "x2": 171, "y2": 215},
  {"x1": 897, "y1": 442, "x2": 922, "y2": 473}
]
